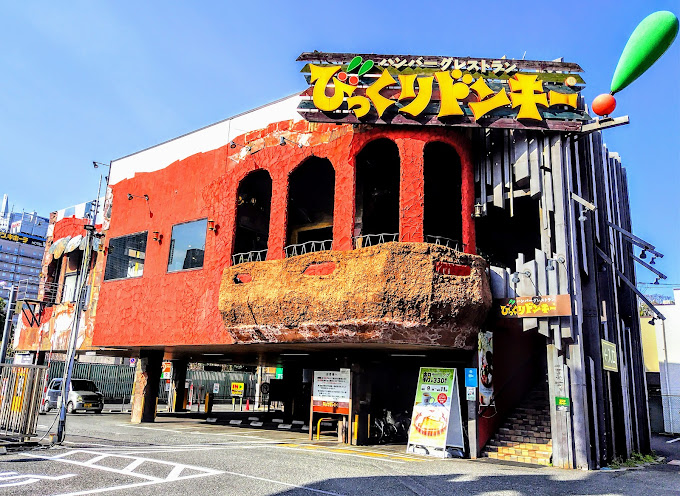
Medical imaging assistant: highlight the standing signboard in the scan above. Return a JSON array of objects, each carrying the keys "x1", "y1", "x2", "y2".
[
  {"x1": 407, "y1": 367, "x2": 464, "y2": 457},
  {"x1": 231, "y1": 382, "x2": 244, "y2": 397},
  {"x1": 161, "y1": 362, "x2": 172, "y2": 380},
  {"x1": 312, "y1": 370, "x2": 350, "y2": 414}
]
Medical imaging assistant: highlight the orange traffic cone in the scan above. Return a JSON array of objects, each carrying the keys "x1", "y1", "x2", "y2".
[{"x1": 246, "y1": 398, "x2": 250, "y2": 411}]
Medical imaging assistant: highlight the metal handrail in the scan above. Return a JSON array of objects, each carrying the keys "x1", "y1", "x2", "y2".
[
  {"x1": 353, "y1": 233, "x2": 399, "y2": 249},
  {"x1": 232, "y1": 249, "x2": 268, "y2": 266},
  {"x1": 424, "y1": 235, "x2": 461, "y2": 251},
  {"x1": 284, "y1": 239, "x2": 333, "y2": 258}
]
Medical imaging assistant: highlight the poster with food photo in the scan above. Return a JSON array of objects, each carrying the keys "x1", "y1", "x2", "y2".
[
  {"x1": 478, "y1": 331, "x2": 494, "y2": 406},
  {"x1": 407, "y1": 368, "x2": 455, "y2": 450}
]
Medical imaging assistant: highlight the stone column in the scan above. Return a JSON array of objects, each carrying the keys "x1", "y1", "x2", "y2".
[
  {"x1": 394, "y1": 138, "x2": 424, "y2": 243},
  {"x1": 130, "y1": 349, "x2": 163, "y2": 423},
  {"x1": 170, "y1": 359, "x2": 188, "y2": 412}
]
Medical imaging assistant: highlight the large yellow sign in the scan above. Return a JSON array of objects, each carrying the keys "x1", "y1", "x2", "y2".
[{"x1": 298, "y1": 52, "x2": 588, "y2": 129}]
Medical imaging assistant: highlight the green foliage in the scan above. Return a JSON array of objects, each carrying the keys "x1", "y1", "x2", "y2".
[{"x1": 607, "y1": 451, "x2": 659, "y2": 469}]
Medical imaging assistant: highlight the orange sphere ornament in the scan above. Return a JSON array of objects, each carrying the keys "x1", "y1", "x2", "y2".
[{"x1": 592, "y1": 94, "x2": 617, "y2": 116}]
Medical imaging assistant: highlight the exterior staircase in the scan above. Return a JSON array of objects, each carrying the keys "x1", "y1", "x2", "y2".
[{"x1": 482, "y1": 386, "x2": 552, "y2": 466}]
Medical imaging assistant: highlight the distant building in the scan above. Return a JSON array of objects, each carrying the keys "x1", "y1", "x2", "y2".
[
  {"x1": 0, "y1": 195, "x2": 48, "y2": 303},
  {"x1": 653, "y1": 290, "x2": 680, "y2": 435}
]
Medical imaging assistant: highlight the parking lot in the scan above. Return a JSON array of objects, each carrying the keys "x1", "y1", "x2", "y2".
[{"x1": 0, "y1": 411, "x2": 679, "y2": 495}]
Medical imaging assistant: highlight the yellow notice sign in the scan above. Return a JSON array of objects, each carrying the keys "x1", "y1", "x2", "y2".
[
  {"x1": 231, "y1": 382, "x2": 244, "y2": 397},
  {"x1": 601, "y1": 340, "x2": 618, "y2": 372}
]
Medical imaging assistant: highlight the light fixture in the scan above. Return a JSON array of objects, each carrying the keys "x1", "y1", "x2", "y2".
[
  {"x1": 473, "y1": 203, "x2": 484, "y2": 218},
  {"x1": 578, "y1": 209, "x2": 587, "y2": 222},
  {"x1": 152, "y1": 231, "x2": 160, "y2": 242},
  {"x1": 279, "y1": 136, "x2": 303, "y2": 148},
  {"x1": 511, "y1": 270, "x2": 531, "y2": 285},
  {"x1": 649, "y1": 317, "x2": 656, "y2": 325},
  {"x1": 230, "y1": 141, "x2": 251, "y2": 152},
  {"x1": 280, "y1": 353, "x2": 310, "y2": 356},
  {"x1": 127, "y1": 193, "x2": 149, "y2": 201},
  {"x1": 546, "y1": 259, "x2": 556, "y2": 271},
  {"x1": 390, "y1": 354, "x2": 427, "y2": 357},
  {"x1": 207, "y1": 219, "x2": 216, "y2": 231},
  {"x1": 640, "y1": 250, "x2": 647, "y2": 259},
  {"x1": 654, "y1": 277, "x2": 660, "y2": 285},
  {"x1": 203, "y1": 353, "x2": 223, "y2": 356},
  {"x1": 93, "y1": 161, "x2": 110, "y2": 169},
  {"x1": 650, "y1": 256, "x2": 656, "y2": 265}
]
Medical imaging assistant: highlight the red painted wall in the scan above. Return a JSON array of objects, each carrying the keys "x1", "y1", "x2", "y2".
[{"x1": 93, "y1": 121, "x2": 476, "y2": 347}]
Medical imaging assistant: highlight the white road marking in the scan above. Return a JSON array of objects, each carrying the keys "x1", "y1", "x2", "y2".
[
  {"x1": 666, "y1": 437, "x2": 680, "y2": 444},
  {"x1": 23, "y1": 446, "x2": 345, "y2": 496},
  {"x1": 0, "y1": 472, "x2": 75, "y2": 488}
]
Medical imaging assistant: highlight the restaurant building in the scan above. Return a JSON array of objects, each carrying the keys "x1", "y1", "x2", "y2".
[{"x1": 15, "y1": 52, "x2": 650, "y2": 469}]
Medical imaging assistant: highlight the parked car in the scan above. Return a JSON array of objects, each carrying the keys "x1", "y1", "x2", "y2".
[{"x1": 41, "y1": 378, "x2": 104, "y2": 414}]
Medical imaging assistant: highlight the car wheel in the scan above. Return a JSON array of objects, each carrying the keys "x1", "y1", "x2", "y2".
[{"x1": 67, "y1": 401, "x2": 76, "y2": 414}]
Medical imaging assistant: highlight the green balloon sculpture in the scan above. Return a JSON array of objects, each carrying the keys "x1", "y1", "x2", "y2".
[{"x1": 592, "y1": 10, "x2": 679, "y2": 116}]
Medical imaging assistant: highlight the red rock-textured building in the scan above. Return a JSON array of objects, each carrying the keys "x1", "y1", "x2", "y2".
[{"x1": 16, "y1": 53, "x2": 652, "y2": 469}]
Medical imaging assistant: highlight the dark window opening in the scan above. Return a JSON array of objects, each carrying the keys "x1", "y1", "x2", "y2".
[
  {"x1": 104, "y1": 232, "x2": 147, "y2": 281},
  {"x1": 424, "y1": 142, "x2": 462, "y2": 249},
  {"x1": 286, "y1": 157, "x2": 335, "y2": 253},
  {"x1": 354, "y1": 139, "x2": 400, "y2": 244},
  {"x1": 475, "y1": 197, "x2": 541, "y2": 268},
  {"x1": 233, "y1": 170, "x2": 272, "y2": 261},
  {"x1": 168, "y1": 219, "x2": 207, "y2": 272}
]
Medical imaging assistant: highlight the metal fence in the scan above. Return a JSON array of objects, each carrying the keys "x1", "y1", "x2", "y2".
[
  {"x1": 424, "y1": 235, "x2": 461, "y2": 251},
  {"x1": 46, "y1": 362, "x2": 255, "y2": 403},
  {"x1": 353, "y1": 233, "x2": 398, "y2": 249},
  {"x1": 232, "y1": 249, "x2": 268, "y2": 266},
  {"x1": 661, "y1": 394, "x2": 680, "y2": 435},
  {"x1": 0, "y1": 364, "x2": 46, "y2": 438},
  {"x1": 284, "y1": 239, "x2": 333, "y2": 258}
]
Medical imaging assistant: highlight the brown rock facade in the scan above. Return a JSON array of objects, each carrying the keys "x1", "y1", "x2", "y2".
[{"x1": 219, "y1": 242, "x2": 491, "y2": 349}]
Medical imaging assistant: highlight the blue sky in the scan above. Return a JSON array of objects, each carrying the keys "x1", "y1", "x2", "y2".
[{"x1": 1, "y1": 1, "x2": 678, "y2": 296}]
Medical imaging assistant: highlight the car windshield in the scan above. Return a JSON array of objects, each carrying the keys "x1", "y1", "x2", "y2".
[{"x1": 71, "y1": 380, "x2": 98, "y2": 392}]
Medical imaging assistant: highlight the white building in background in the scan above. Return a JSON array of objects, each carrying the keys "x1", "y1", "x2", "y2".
[{"x1": 655, "y1": 288, "x2": 680, "y2": 435}]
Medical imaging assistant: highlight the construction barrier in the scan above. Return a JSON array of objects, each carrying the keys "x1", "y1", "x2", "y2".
[{"x1": 0, "y1": 364, "x2": 46, "y2": 439}]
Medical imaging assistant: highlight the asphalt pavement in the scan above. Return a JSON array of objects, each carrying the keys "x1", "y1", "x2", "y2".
[{"x1": 0, "y1": 411, "x2": 678, "y2": 495}]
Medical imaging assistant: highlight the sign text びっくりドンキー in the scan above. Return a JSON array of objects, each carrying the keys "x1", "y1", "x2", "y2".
[
  {"x1": 497, "y1": 295, "x2": 572, "y2": 318},
  {"x1": 297, "y1": 52, "x2": 588, "y2": 130}
]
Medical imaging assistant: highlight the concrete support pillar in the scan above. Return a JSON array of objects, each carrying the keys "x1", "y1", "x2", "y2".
[
  {"x1": 170, "y1": 359, "x2": 188, "y2": 413},
  {"x1": 130, "y1": 349, "x2": 163, "y2": 423}
]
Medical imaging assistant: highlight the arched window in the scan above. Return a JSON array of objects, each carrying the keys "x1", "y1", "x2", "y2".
[
  {"x1": 233, "y1": 170, "x2": 272, "y2": 264},
  {"x1": 423, "y1": 142, "x2": 462, "y2": 250},
  {"x1": 285, "y1": 157, "x2": 335, "y2": 256},
  {"x1": 354, "y1": 139, "x2": 400, "y2": 247}
]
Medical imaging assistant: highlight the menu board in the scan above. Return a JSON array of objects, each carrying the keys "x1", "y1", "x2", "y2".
[{"x1": 407, "y1": 367, "x2": 464, "y2": 457}]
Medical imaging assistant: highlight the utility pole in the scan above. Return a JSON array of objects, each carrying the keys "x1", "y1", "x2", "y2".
[
  {"x1": 0, "y1": 285, "x2": 16, "y2": 363},
  {"x1": 56, "y1": 175, "x2": 101, "y2": 443}
]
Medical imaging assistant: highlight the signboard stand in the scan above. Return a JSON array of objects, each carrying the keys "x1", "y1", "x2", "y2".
[
  {"x1": 309, "y1": 369, "x2": 351, "y2": 443},
  {"x1": 407, "y1": 367, "x2": 465, "y2": 458}
]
